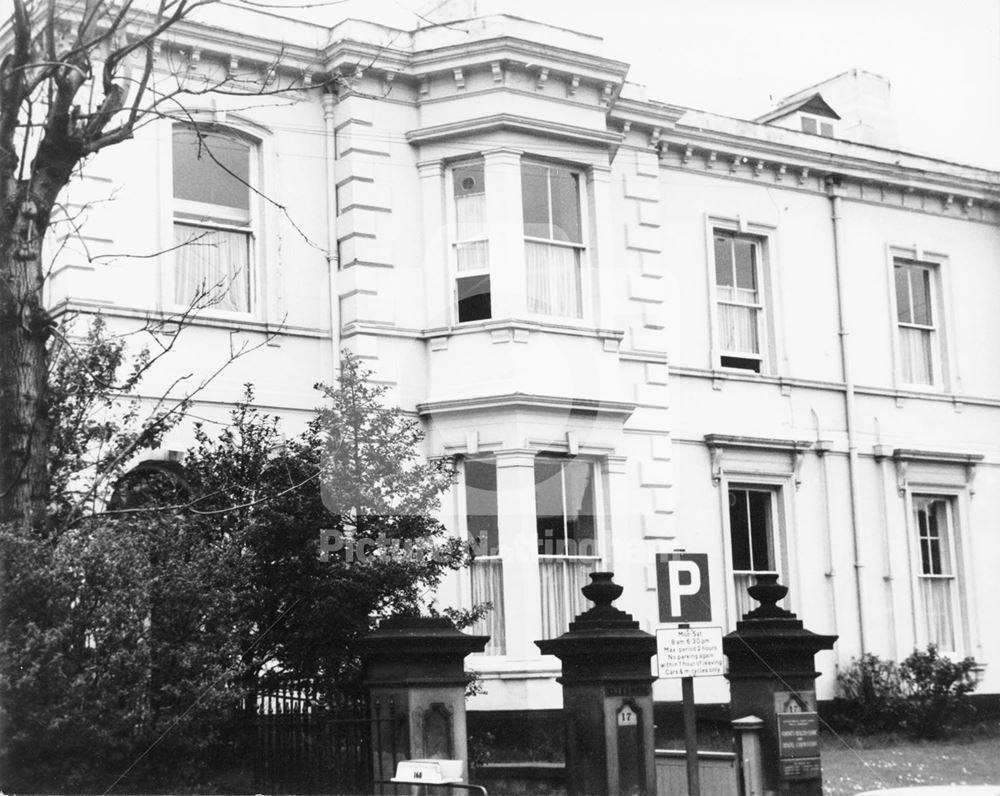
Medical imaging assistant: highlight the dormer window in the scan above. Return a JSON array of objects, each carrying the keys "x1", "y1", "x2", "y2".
[{"x1": 800, "y1": 114, "x2": 834, "y2": 137}]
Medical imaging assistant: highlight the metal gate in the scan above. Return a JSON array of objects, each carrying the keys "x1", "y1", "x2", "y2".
[{"x1": 253, "y1": 687, "x2": 404, "y2": 794}]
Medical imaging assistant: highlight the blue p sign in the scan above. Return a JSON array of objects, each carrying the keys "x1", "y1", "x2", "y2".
[{"x1": 656, "y1": 553, "x2": 712, "y2": 623}]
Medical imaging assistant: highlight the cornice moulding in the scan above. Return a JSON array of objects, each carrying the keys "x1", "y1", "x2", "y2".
[
  {"x1": 406, "y1": 114, "x2": 623, "y2": 148},
  {"x1": 664, "y1": 128, "x2": 1000, "y2": 200},
  {"x1": 417, "y1": 393, "x2": 636, "y2": 420}
]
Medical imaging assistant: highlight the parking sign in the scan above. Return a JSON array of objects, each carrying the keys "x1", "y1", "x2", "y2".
[{"x1": 656, "y1": 553, "x2": 712, "y2": 623}]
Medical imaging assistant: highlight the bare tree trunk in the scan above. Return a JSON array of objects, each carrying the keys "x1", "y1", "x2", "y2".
[{"x1": 0, "y1": 198, "x2": 53, "y2": 532}]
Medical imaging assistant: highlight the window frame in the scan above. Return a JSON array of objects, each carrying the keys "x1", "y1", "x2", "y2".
[
  {"x1": 905, "y1": 490, "x2": 967, "y2": 655},
  {"x1": 706, "y1": 218, "x2": 779, "y2": 375},
  {"x1": 461, "y1": 457, "x2": 506, "y2": 656},
  {"x1": 800, "y1": 114, "x2": 835, "y2": 137},
  {"x1": 534, "y1": 454, "x2": 601, "y2": 640},
  {"x1": 449, "y1": 158, "x2": 492, "y2": 324},
  {"x1": 170, "y1": 121, "x2": 260, "y2": 318},
  {"x1": 520, "y1": 159, "x2": 589, "y2": 321},
  {"x1": 722, "y1": 480, "x2": 787, "y2": 625},
  {"x1": 888, "y1": 249, "x2": 949, "y2": 390}
]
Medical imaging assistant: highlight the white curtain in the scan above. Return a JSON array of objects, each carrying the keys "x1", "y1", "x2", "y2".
[
  {"x1": 900, "y1": 326, "x2": 933, "y2": 384},
  {"x1": 470, "y1": 559, "x2": 506, "y2": 654},
  {"x1": 526, "y1": 241, "x2": 581, "y2": 318},
  {"x1": 718, "y1": 301, "x2": 759, "y2": 354},
  {"x1": 174, "y1": 224, "x2": 250, "y2": 312},
  {"x1": 921, "y1": 577, "x2": 955, "y2": 650},
  {"x1": 539, "y1": 557, "x2": 597, "y2": 639},
  {"x1": 733, "y1": 573, "x2": 754, "y2": 621},
  {"x1": 455, "y1": 193, "x2": 488, "y2": 272}
]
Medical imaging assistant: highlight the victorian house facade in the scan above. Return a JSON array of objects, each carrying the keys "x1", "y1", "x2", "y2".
[{"x1": 45, "y1": 3, "x2": 1000, "y2": 713}]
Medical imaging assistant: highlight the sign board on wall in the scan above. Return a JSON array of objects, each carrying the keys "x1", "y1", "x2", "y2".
[
  {"x1": 655, "y1": 625, "x2": 724, "y2": 679},
  {"x1": 774, "y1": 690, "x2": 820, "y2": 761},
  {"x1": 656, "y1": 553, "x2": 712, "y2": 623}
]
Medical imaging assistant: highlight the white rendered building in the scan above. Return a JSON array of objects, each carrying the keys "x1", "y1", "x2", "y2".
[{"x1": 44, "y1": 3, "x2": 1000, "y2": 714}]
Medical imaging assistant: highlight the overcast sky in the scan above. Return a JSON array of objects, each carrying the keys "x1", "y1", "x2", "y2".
[{"x1": 293, "y1": 0, "x2": 999, "y2": 169}]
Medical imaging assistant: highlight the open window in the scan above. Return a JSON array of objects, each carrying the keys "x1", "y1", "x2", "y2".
[
  {"x1": 713, "y1": 230, "x2": 765, "y2": 372},
  {"x1": 453, "y1": 161, "x2": 491, "y2": 322}
]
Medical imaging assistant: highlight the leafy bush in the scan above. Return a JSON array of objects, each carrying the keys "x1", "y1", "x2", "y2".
[
  {"x1": 832, "y1": 652, "x2": 905, "y2": 734},
  {"x1": 898, "y1": 644, "x2": 978, "y2": 739},
  {"x1": 832, "y1": 645, "x2": 978, "y2": 739}
]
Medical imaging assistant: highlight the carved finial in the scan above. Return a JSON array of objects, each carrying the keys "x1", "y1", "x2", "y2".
[
  {"x1": 491, "y1": 61, "x2": 503, "y2": 83},
  {"x1": 744, "y1": 574, "x2": 794, "y2": 620},
  {"x1": 706, "y1": 151, "x2": 717, "y2": 169},
  {"x1": 682, "y1": 145, "x2": 693, "y2": 164},
  {"x1": 453, "y1": 68, "x2": 464, "y2": 89},
  {"x1": 568, "y1": 74, "x2": 580, "y2": 96},
  {"x1": 536, "y1": 68, "x2": 548, "y2": 91},
  {"x1": 582, "y1": 572, "x2": 624, "y2": 608}
]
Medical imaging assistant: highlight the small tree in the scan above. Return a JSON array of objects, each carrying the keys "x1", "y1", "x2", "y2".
[{"x1": 176, "y1": 353, "x2": 467, "y2": 695}]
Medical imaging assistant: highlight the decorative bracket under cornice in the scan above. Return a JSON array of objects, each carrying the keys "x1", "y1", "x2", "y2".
[
  {"x1": 883, "y1": 447, "x2": 985, "y2": 497},
  {"x1": 704, "y1": 434, "x2": 813, "y2": 489}
]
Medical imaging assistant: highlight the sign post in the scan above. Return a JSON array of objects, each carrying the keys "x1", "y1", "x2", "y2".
[{"x1": 655, "y1": 552, "x2": 721, "y2": 796}]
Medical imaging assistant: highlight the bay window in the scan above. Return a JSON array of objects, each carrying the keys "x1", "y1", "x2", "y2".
[{"x1": 172, "y1": 124, "x2": 254, "y2": 313}]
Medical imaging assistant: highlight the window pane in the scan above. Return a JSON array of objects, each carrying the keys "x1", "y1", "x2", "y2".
[
  {"x1": 911, "y1": 267, "x2": 933, "y2": 326},
  {"x1": 535, "y1": 458, "x2": 565, "y2": 553},
  {"x1": 900, "y1": 326, "x2": 933, "y2": 385},
  {"x1": 563, "y1": 460, "x2": 595, "y2": 552},
  {"x1": 457, "y1": 275, "x2": 492, "y2": 322},
  {"x1": 174, "y1": 224, "x2": 250, "y2": 311},
  {"x1": 921, "y1": 578, "x2": 955, "y2": 650},
  {"x1": 895, "y1": 264, "x2": 912, "y2": 323},
  {"x1": 728, "y1": 489, "x2": 752, "y2": 571},
  {"x1": 539, "y1": 558, "x2": 597, "y2": 639},
  {"x1": 748, "y1": 490, "x2": 772, "y2": 571},
  {"x1": 916, "y1": 497, "x2": 951, "y2": 576},
  {"x1": 526, "y1": 241, "x2": 581, "y2": 318},
  {"x1": 801, "y1": 116, "x2": 818, "y2": 134},
  {"x1": 455, "y1": 163, "x2": 487, "y2": 242},
  {"x1": 549, "y1": 168, "x2": 582, "y2": 243},
  {"x1": 521, "y1": 162, "x2": 550, "y2": 239},
  {"x1": 471, "y1": 559, "x2": 505, "y2": 654},
  {"x1": 454, "y1": 162, "x2": 485, "y2": 197},
  {"x1": 465, "y1": 459, "x2": 498, "y2": 555},
  {"x1": 714, "y1": 236, "x2": 734, "y2": 288},
  {"x1": 718, "y1": 303, "x2": 760, "y2": 354},
  {"x1": 734, "y1": 239, "x2": 757, "y2": 292},
  {"x1": 456, "y1": 241, "x2": 488, "y2": 272},
  {"x1": 173, "y1": 126, "x2": 250, "y2": 211}
]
